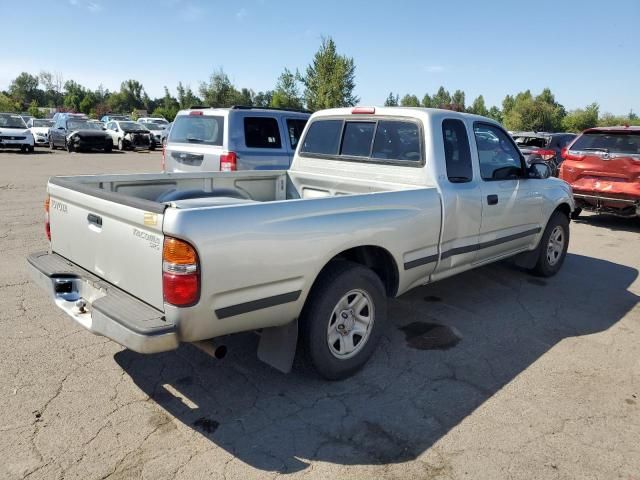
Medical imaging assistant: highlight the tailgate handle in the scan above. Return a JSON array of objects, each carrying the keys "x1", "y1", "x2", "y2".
[{"x1": 87, "y1": 213, "x2": 103, "y2": 227}]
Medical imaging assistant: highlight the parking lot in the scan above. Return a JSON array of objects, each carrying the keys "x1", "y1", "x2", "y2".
[{"x1": 1, "y1": 149, "x2": 639, "y2": 479}]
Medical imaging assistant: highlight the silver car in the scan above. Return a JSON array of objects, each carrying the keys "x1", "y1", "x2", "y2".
[{"x1": 164, "y1": 106, "x2": 310, "y2": 172}]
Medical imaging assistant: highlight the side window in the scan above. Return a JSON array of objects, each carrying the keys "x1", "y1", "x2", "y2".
[
  {"x1": 371, "y1": 120, "x2": 421, "y2": 162},
  {"x1": 300, "y1": 119, "x2": 343, "y2": 155},
  {"x1": 442, "y1": 119, "x2": 473, "y2": 183},
  {"x1": 474, "y1": 123, "x2": 523, "y2": 181},
  {"x1": 340, "y1": 122, "x2": 375, "y2": 157},
  {"x1": 244, "y1": 117, "x2": 282, "y2": 149},
  {"x1": 286, "y1": 118, "x2": 308, "y2": 149}
]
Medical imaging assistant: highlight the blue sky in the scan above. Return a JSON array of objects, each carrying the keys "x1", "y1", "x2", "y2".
[{"x1": 2, "y1": 0, "x2": 638, "y2": 114}]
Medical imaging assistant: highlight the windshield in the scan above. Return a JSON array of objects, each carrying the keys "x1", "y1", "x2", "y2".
[
  {"x1": 514, "y1": 136, "x2": 549, "y2": 148},
  {"x1": 151, "y1": 119, "x2": 168, "y2": 125},
  {"x1": 68, "y1": 120, "x2": 100, "y2": 130},
  {"x1": 571, "y1": 132, "x2": 640, "y2": 155},
  {"x1": 120, "y1": 121, "x2": 146, "y2": 130},
  {"x1": 169, "y1": 115, "x2": 224, "y2": 145},
  {"x1": 143, "y1": 123, "x2": 162, "y2": 130},
  {"x1": 0, "y1": 114, "x2": 27, "y2": 129},
  {"x1": 33, "y1": 120, "x2": 54, "y2": 128}
]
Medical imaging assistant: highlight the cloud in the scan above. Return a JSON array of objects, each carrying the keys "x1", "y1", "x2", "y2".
[
  {"x1": 425, "y1": 65, "x2": 446, "y2": 73},
  {"x1": 68, "y1": 0, "x2": 102, "y2": 13},
  {"x1": 180, "y1": 4, "x2": 204, "y2": 22},
  {"x1": 236, "y1": 7, "x2": 248, "y2": 20}
]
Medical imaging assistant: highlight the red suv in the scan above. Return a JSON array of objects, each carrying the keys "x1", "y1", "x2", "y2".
[{"x1": 559, "y1": 126, "x2": 640, "y2": 218}]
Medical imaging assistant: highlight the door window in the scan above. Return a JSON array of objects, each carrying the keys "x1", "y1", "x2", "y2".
[
  {"x1": 474, "y1": 124, "x2": 523, "y2": 180},
  {"x1": 244, "y1": 117, "x2": 282, "y2": 149},
  {"x1": 286, "y1": 118, "x2": 308, "y2": 149},
  {"x1": 442, "y1": 119, "x2": 473, "y2": 183}
]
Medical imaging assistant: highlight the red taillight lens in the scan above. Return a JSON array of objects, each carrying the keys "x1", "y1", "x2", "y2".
[
  {"x1": 534, "y1": 148, "x2": 556, "y2": 161},
  {"x1": 220, "y1": 151, "x2": 237, "y2": 172},
  {"x1": 563, "y1": 150, "x2": 585, "y2": 161},
  {"x1": 352, "y1": 107, "x2": 375, "y2": 114},
  {"x1": 163, "y1": 237, "x2": 199, "y2": 306},
  {"x1": 189, "y1": 110, "x2": 203, "y2": 116},
  {"x1": 44, "y1": 196, "x2": 51, "y2": 241}
]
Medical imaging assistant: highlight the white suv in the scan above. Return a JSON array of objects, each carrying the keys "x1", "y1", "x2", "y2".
[
  {"x1": 0, "y1": 113, "x2": 35, "y2": 153},
  {"x1": 164, "y1": 106, "x2": 310, "y2": 172}
]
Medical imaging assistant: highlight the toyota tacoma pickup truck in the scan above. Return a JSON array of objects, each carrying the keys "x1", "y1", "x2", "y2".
[{"x1": 28, "y1": 107, "x2": 575, "y2": 380}]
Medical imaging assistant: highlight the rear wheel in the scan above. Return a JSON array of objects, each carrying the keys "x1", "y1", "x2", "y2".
[
  {"x1": 300, "y1": 261, "x2": 387, "y2": 380},
  {"x1": 530, "y1": 211, "x2": 569, "y2": 277}
]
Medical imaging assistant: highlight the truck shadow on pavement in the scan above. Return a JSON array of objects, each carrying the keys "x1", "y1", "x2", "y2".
[
  {"x1": 115, "y1": 253, "x2": 639, "y2": 473},
  {"x1": 573, "y1": 214, "x2": 640, "y2": 233}
]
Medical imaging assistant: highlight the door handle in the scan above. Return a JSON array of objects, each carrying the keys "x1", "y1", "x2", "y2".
[
  {"x1": 87, "y1": 213, "x2": 102, "y2": 227},
  {"x1": 487, "y1": 194, "x2": 499, "y2": 205}
]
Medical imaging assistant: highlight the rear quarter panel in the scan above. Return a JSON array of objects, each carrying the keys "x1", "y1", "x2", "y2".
[{"x1": 162, "y1": 188, "x2": 442, "y2": 341}]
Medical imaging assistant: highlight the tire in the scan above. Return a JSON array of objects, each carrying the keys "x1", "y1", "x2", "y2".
[
  {"x1": 570, "y1": 207, "x2": 582, "y2": 220},
  {"x1": 66, "y1": 140, "x2": 74, "y2": 153},
  {"x1": 300, "y1": 261, "x2": 387, "y2": 380},
  {"x1": 118, "y1": 138, "x2": 124, "y2": 151},
  {"x1": 49, "y1": 137, "x2": 55, "y2": 150},
  {"x1": 20, "y1": 145, "x2": 27, "y2": 153},
  {"x1": 27, "y1": 145, "x2": 34, "y2": 153},
  {"x1": 530, "y1": 211, "x2": 570, "y2": 277}
]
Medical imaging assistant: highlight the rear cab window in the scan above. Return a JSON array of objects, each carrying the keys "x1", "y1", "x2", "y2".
[
  {"x1": 169, "y1": 114, "x2": 224, "y2": 146},
  {"x1": 244, "y1": 117, "x2": 282, "y2": 149},
  {"x1": 300, "y1": 117, "x2": 422, "y2": 165},
  {"x1": 442, "y1": 119, "x2": 473, "y2": 183}
]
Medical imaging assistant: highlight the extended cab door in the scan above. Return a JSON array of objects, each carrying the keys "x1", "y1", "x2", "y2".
[
  {"x1": 434, "y1": 118, "x2": 483, "y2": 274},
  {"x1": 472, "y1": 123, "x2": 543, "y2": 263}
]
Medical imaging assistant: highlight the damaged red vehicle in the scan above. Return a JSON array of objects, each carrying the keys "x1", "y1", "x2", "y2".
[{"x1": 559, "y1": 126, "x2": 640, "y2": 218}]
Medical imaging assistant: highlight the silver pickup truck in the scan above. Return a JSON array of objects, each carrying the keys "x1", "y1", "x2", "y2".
[{"x1": 28, "y1": 107, "x2": 575, "y2": 379}]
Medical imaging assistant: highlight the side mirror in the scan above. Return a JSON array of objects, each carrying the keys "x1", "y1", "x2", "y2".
[{"x1": 528, "y1": 161, "x2": 552, "y2": 179}]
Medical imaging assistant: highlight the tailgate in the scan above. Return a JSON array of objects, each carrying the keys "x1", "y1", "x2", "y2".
[
  {"x1": 165, "y1": 143, "x2": 222, "y2": 172},
  {"x1": 47, "y1": 181, "x2": 165, "y2": 310}
]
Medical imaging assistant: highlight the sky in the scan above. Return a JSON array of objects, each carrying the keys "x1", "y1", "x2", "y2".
[{"x1": 2, "y1": 0, "x2": 638, "y2": 115}]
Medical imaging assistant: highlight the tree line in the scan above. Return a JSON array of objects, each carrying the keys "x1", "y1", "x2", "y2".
[{"x1": 1, "y1": 36, "x2": 636, "y2": 132}]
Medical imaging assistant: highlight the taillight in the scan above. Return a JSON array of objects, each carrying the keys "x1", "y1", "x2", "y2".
[
  {"x1": 563, "y1": 150, "x2": 585, "y2": 161},
  {"x1": 534, "y1": 148, "x2": 556, "y2": 161},
  {"x1": 220, "y1": 151, "x2": 237, "y2": 172},
  {"x1": 44, "y1": 196, "x2": 51, "y2": 241},
  {"x1": 352, "y1": 107, "x2": 375, "y2": 114},
  {"x1": 161, "y1": 144, "x2": 166, "y2": 171},
  {"x1": 163, "y1": 237, "x2": 199, "y2": 306}
]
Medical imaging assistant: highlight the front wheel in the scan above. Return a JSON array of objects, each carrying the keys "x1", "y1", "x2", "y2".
[
  {"x1": 49, "y1": 137, "x2": 55, "y2": 150},
  {"x1": 300, "y1": 261, "x2": 387, "y2": 380},
  {"x1": 530, "y1": 211, "x2": 570, "y2": 277},
  {"x1": 117, "y1": 138, "x2": 124, "y2": 151},
  {"x1": 66, "y1": 140, "x2": 74, "y2": 153}
]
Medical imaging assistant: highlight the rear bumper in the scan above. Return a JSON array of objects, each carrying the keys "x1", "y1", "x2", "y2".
[
  {"x1": 27, "y1": 251, "x2": 178, "y2": 354},
  {"x1": 572, "y1": 192, "x2": 640, "y2": 217}
]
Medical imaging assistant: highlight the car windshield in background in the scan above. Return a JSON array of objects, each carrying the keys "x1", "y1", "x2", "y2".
[
  {"x1": 143, "y1": 123, "x2": 163, "y2": 130},
  {"x1": 120, "y1": 121, "x2": 144, "y2": 130},
  {"x1": 0, "y1": 114, "x2": 27, "y2": 128},
  {"x1": 68, "y1": 121, "x2": 99, "y2": 130},
  {"x1": 169, "y1": 115, "x2": 224, "y2": 145},
  {"x1": 514, "y1": 136, "x2": 549, "y2": 148},
  {"x1": 151, "y1": 119, "x2": 168, "y2": 125},
  {"x1": 33, "y1": 120, "x2": 54, "y2": 127},
  {"x1": 571, "y1": 132, "x2": 640, "y2": 155}
]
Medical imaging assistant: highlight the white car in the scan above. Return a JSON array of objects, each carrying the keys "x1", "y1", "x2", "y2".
[
  {"x1": 0, "y1": 113, "x2": 35, "y2": 153},
  {"x1": 138, "y1": 117, "x2": 169, "y2": 128},
  {"x1": 104, "y1": 120, "x2": 154, "y2": 150},
  {"x1": 27, "y1": 118, "x2": 54, "y2": 146}
]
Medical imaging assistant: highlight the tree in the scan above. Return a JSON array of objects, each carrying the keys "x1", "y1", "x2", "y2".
[
  {"x1": 562, "y1": 103, "x2": 599, "y2": 132},
  {"x1": 176, "y1": 81, "x2": 200, "y2": 109},
  {"x1": 270, "y1": 68, "x2": 303, "y2": 110},
  {"x1": 384, "y1": 92, "x2": 399, "y2": 107},
  {"x1": 400, "y1": 94, "x2": 420, "y2": 107},
  {"x1": 468, "y1": 95, "x2": 489, "y2": 116},
  {"x1": 488, "y1": 106, "x2": 503, "y2": 123},
  {"x1": 253, "y1": 91, "x2": 273, "y2": 108},
  {"x1": 28, "y1": 100, "x2": 42, "y2": 118},
  {"x1": 451, "y1": 90, "x2": 465, "y2": 110},
  {"x1": 502, "y1": 89, "x2": 566, "y2": 132},
  {"x1": 8, "y1": 72, "x2": 41, "y2": 107},
  {"x1": 0, "y1": 93, "x2": 19, "y2": 112},
  {"x1": 421, "y1": 94, "x2": 433, "y2": 108},
  {"x1": 432, "y1": 86, "x2": 451, "y2": 108},
  {"x1": 302, "y1": 37, "x2": 358, "y2": 111},
  {"x1": 199, "y1": 68, "x2": 241, "y2": 107}
]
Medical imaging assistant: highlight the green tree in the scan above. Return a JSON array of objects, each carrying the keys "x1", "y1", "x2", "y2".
[
  {"x1": 562, "y1": 103, "x2": 599, "y2": 132},
  {"x1": 384, "y1": 92, "x2": 399, "y2": 106},
  {"x1": 421, "y1": 94, "x2": 433, "y2": 108},
  {"x1": 28, "y1": 100, "x2": 42, "y2": 118},
  {"x1": 451, "y1": 90, "x2": 465, "y2": 110},
  {"x1": 270, "y1": 68, "x2": 303, "y2": 110},
  {"x1": 253, "y1": 91, "x2": 273, "y2": 107},
  {"x1": 176, "y1": 82, "x2": 200, "y2": 109},
  {"x1": 302, "y1": 37, "x2": 358, "y2": 111},
  {"x1": 487, "y1": 106, "x2": 503, "y2": 123},
  {"x1": 8, "y1": 72, "x2": 41, "y2": 107},
  {"x1": 400, "y1": 94, "x2": 420, "y2": 107},
  {"x1": 0, "y1": 93, "x2": 19, "y2": 112},
  {"x1": 468, "y1": 95, "x2": 489, "y2": 116},
  {"x1": 502, "y1": 89, "x2": 565, "y2": 132},
  {"x1": 432, "y1": 86, "x2": 451, "y2": 108},
  {"x1": 199, "y1": 68, "x2": 240, "y2": 107}
]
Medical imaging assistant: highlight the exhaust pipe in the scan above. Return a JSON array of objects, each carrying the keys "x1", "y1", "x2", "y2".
[{"x1": 192, "y1": 340, "x2": 227, "y2": 360}]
